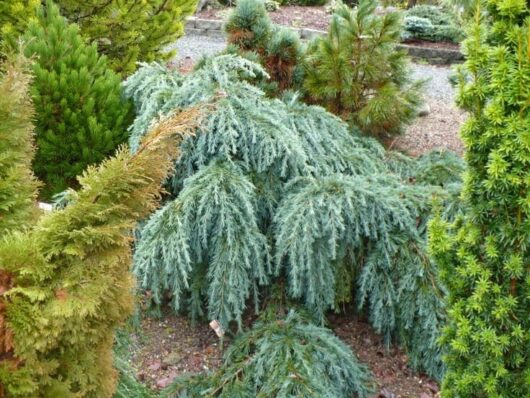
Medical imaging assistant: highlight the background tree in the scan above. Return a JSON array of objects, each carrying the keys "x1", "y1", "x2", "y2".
[
  {"x1": 225, "y1": 0, "x2": 304, "y2": 94},
  {"x1": 0, "y1": 0, "x2": 39, "y2": 56},
  {"x1": 429, "y1": 2, "x2": 530, "y2": 396},
  {"x1": 24, "y1": 1, "x2": 132, "y2": 199},
  {"x1": 0, "y1": 107, "x2": 200, "y2": 397},
  {"x1": 55, "y1": 0, "x2": 197, "y2": 75},
  {"x1": 304, "y1": 0, "x2": 423, "y2": 137}
]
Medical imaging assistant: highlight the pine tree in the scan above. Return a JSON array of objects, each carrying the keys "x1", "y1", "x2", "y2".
[
  {"x1": 55, "y1": 0, "x2": 197, "y2": 75},
  {"x1": 225, "y1": 0, "x2": 304, "y2": 94},
  {"x1": 0, "y1": 106, "x2": 200, "y2": 397},
  {"x1": 128, "y1": 55, "x2": 463, "y2": 379},
  {"x1": 0, "y1": 0, "x2": 39, "y2": 56},
  {"x1": 0, "y1": 53, "x2": 40, "y2": 234},
  {"x1": 164, "y1": 311, "x2": 374, "y2": 398},
  {"x1": 429, "y1": 2, "x2": 530, "y2": 397},
  {"x1": 23, "y1": 1, "x2": 132, "y2": 199},
  {"x1": 304, "y1": 0, "x2": 423, "y2": 137}
]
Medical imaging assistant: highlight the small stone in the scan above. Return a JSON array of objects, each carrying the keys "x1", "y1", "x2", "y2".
[
  {"x1": 163, "y1": 351, "x2": 183, "y2": 366},
  {"x1": 418, "y1": 103, "x2": 431, "y2": 117}
]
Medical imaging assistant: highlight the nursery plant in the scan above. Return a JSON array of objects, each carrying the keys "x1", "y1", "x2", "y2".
[
  {"x1": 55, "y1": 0, "x2": 197, "y2": 75},
  {"x1": 225, "y1": 0, "x2": 304, "y2": 93},
  {"x1": 0, "y1": 103, "x2": 200, "y2": 397},
  {"x1": 24, "y1": 1, "x2": 132, "y2": 199},
  {"x1": 128, "y1": 54, "x2": 464, "y2": 380},
  {"x1": 403, "y1": 5, "x2": 463, "y2": 43},
  {"x1": 0, "y1": 0, "x2": 40, "y2": 56},
  {"x1": 304, "y1": 0, "x2": 423, "y2": 137},
  {"x1": 430, "y1": 2, "x2": 530, "y2": 397},
  {"x1": 0, "y1": 53, "x2": 40, "y2": 234}
]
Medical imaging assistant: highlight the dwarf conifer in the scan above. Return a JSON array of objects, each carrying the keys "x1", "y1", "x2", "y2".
[
  {"x1": 0, "y1": 1, "x2": 40, "y2": 56},
  {"x1": 225, "y1": 0, "x2": 304, "y2": 93},
  {"x1": 304, "y1": 0, "x2": 423, "y2": 137},
  {"x1": 23, "y1": 1, "x2": 132, "y2": 199},
  {"x1": 165, "y1": 311, "x2": 374, "y2": 398},
  {"x1": 0, "y1": 106, "x2": 200, "y2": 397},
  {"x1": 429, "y1": 2, "x2": 530, "y2": 396},
  {"x1": 128, "y1": 55, "x2": 463, "y2": 379},
  {"x1": 55, "y1": 0, "x2": 197, "y2": 75}
]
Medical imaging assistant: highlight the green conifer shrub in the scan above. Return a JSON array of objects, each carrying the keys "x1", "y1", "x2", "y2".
[
  {"x1": 127, "y1": 55, "x2": 464, "y2": 379},
  {"x1": 225, "y1": 0, "x2": 304, "y2": 93},
  {"x1": 429, "y1": 2, "x2": 530, "y2": 397},
  {"x1": 0, "y1": 107, "x2": 200, "y2": 397},
  {"x1": 164, "y1": 311, "x2": 374, "y2": 398},
  {"x1": 23, "y1": 1, "x2": 132, "y2": 199},
  {"x1": 304, "y1": 0, "x2": 423, "y2": 137},
  {"x1": 0, "y1": 53, "x2": 40, "y2": 234},
  {"x1": 55, "y1": 0, "x2": 197, "y2": 75}
]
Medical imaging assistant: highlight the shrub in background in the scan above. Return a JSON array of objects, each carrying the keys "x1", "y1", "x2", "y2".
[
  {"x1": 304, "y1": 0, "x2": 423, "y2": 137},
  {"x1": 165, "y1": 311, "x2": 374, "y2": 398},
  {"x1": 225, "y1": 0, "x2": 304, "y2": 93},
  {"x1": 0, "y1": 107, "x2": 199, "y2": 397},
  {"x1": 55, "y1": 0, "x2": 197, "y2": 75},
  {"x1": 24, "y1": 1, "x2": 132, "y2": 199},
  {"x1": 0, "y1": 0, "x2": 39, "y2": 56},
  {"x1": 0, "y1": 53, "x2": 40, "y2": 234},
  {"x1": 127, "y1": 55, "x2": 463, "y2": 379},
  {"x1": 403, "y1": 5, "x2": 463, "y2": 43},
  {"x1": 430, "y1": 2, "x2": 530, "y2": 396}
]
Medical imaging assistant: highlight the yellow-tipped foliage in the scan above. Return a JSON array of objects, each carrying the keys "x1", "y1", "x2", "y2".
[{"x1": 0, "y1": 108, "x2": 201, "y2": 397}]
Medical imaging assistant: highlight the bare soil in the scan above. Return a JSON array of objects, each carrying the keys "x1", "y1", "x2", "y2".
[{"x1": 129, "y1": 311, "x2": 440, "y2": 397}]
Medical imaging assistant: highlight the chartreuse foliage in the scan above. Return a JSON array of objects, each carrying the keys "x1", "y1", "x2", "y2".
[
  {"x1": 304, "y1": 0, "x2": 423, "y2": 137},
  {"x1": 0, "y1": 107, "x2": 199, "y2": 397},
  {"x1": 24, "y1": 1, "x2": 131, "y2": 199},
  {"x1": 0, "y1": 0, "x2": 39, "y2": 56},
  {"x1": 55, "y1": 0, "x2": 196, "y2": 75},
  {"x1": 429, "y1": 2, "x2": 530, "y2": 397},
  {"x1": 164, "y1": 311, "x2": 374, "y2": 398},
  {"x1": 225, "y1": 0, "x2": 304, "y2": 93},
  {"x1": 0, "y1": 53, "x2": 40, "y2": 234},
  {"x1": 128, "y1": 55, "x2": 464, "y2": 381}
]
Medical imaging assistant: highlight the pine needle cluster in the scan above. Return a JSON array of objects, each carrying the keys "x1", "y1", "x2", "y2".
[
  {"x1": 128, "y1": 55, "x2": 464, "y2": 379},
  {"x1": 0, "y1": 105, "x2": 200, "y2": 397},
  {"x1": 23, "y1": 1, "x2": 132, "y2": 199},
  {"x1": 429, "y1": 2, "x2": 530, "y2": 396},
  {"x1": 304, "y1": 0, "x2": 423, "y2": 137}
]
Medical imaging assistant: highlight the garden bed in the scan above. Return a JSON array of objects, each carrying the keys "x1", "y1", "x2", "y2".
[{"x1": 128, "y1": 311, "x2": 440, "y2": 397}]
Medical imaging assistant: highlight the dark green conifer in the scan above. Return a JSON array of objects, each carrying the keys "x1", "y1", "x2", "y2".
[{"x1": 24, "y1": 1, "x2": 132, "y2": 199}]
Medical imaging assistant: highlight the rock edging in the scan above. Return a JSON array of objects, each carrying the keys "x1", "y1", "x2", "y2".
[{"x1": 185, "y1": 16, "x2": 463, "y2": 64}]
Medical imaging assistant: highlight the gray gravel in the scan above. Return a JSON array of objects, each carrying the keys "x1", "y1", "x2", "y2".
[
  {"x1": 170, "y1": 35, "x2": 226, "y2": 62},
  {"x1": 171, "y1": 34, "x2": 457, "y2": 104}
]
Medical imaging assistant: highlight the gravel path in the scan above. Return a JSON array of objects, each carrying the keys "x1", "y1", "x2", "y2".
[{"x1": 171, "y1": 34, "x2": 465, "y2": 155}]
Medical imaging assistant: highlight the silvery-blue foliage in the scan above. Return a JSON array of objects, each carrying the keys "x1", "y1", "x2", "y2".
[{"x1": 125, "y1": 54, "x2": 464, "y2": 379}]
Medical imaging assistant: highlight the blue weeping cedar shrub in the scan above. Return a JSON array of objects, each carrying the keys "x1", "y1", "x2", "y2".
[
  {"x1": 126, "y1": 55, "x2": 464, "y2": 380},
  {"x1": 163, "y1": 311, "x2": 374, "y2": 398}
]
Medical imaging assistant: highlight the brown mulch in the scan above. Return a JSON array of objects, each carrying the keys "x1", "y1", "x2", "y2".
[
  {"x1": 129, "y1": 312, "x2": 440, "y2": 397},
  {"x1": 393, "y1": 97, "x2": 465, "y2": 156},
  {"x1": 198, "y1": 5, "x2": 331, "y2": 31}
]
